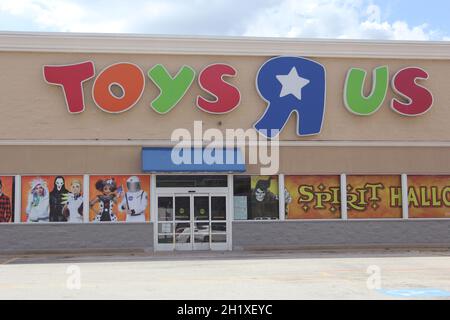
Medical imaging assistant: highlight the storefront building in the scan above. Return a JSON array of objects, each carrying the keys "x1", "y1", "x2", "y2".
[{"x1": 0, "y1": 32, "x2": 449, "y2": 253}]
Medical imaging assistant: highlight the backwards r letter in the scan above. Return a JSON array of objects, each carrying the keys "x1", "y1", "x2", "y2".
[{"x1": 254, "y1": 56, "x2": 326, "y2": 138}]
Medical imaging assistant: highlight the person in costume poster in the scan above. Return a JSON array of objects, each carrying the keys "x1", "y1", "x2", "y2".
[
  {"x1": 284, "y1": 187, "x2": 292, "y2": 218},
  {"x1": 118, "y1": 176, "x2": 148, "y2": 223},
  {"x1": 26, "y1": 178, "x2": 50, "y2": 222},
  {"x1": 89, "y1": 175, "x2": 151, "y2": 222},
  {"x1": 49, "y1": 176, "x2": 70, "y2": 222},
  {"x1": 0, "y1": 178, "x2": 13, "y2": 223},
  {"x1": 62, "y1": 179, "x2": 84, "y2": 223},
  {"x1": 250, "y1": 176, "x2": 279, "y2": 219},
  {"x1": 90, "y1": 178, "x2": 118, "y2": 222}
]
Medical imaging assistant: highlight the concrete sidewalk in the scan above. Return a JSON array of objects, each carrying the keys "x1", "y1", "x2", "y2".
[{"x1": 1, "y1": 248, "x2": 450, "y2": 264}]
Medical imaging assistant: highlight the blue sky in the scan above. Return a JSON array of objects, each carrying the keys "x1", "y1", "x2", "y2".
[
  {"x1": 374, "y1": 0, "x2": 450, "y2": 38},
  {"x1": 383, "y1": 0, "x2": 450, "y2": 30},
  {"x1": 0, "y1": 0, "x2": 449, "y2": 40}
]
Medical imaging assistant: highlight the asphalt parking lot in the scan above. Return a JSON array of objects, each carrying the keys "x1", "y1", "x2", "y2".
[{"x1": 0, "y1": 249, "x2": 449, "y2": 300}]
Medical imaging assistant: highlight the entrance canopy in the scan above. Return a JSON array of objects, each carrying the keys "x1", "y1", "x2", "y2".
[{"x1": 141, "y1": 147, "x2": 246, "y2": 173}]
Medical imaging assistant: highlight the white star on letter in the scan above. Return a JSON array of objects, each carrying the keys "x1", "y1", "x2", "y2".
[{"x1": 276, "y1": 67, "x2": 310, "y2": 100}]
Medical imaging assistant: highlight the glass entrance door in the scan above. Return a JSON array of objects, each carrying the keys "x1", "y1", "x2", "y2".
[
  {"x1": 192, "y1": 195, "x2": 210, "y2": 250},
  {"x1": 156, "y1": 191, "x2": 229, "y2": 251},
  {"x1": 174, "y1": 195, "x2": 192, "y2": 250}
]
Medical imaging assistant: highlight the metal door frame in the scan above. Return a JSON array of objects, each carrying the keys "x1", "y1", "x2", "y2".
[{"x1": 154, "y1": 187, "x2": 231, "y2": 251}]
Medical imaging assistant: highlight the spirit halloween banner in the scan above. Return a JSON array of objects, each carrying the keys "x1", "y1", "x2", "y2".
[
  {"x1": 285, "y1": 175, "x2": 341, "y2": 219},
  {"x1": 346, "y1": 175, "x2": 402, "y2": 219},
  {"x1": 0, "y1": 176, "x2": 14, "y2": 223},
  {"x1": 89, "y1": 175, "x2": 150, "y2": 222},
  {"x1": 21, "y1": 175, "x2": 84, "y2": 223},
  {"x1": 408, "y1": 175, "x2": 450, "y2": 218}
]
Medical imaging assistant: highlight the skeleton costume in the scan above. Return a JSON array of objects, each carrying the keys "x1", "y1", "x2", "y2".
[
  {"x1": 119, "y1": 176, "x2": 148, "y2": 223},
  {"x1": 26, "y1": 179, "x2": 50, "y2": 223},
  {"x1": 49, "y1": 176, "x2": 69, "y2": 222},
  {"x1": 93, "y1": 179, "x2": 118, "y2": 222},
  {"x1": 250, "y1": 177, "x2": 279, "y2": 219}
]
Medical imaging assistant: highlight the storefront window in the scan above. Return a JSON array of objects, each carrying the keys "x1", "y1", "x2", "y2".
[
  {"x1": 22, "y1": 175, "x2": 84, "y2": 223},
  {"x1": 194, "y1": 196, "x2": 209, "y2": 221},
  {"x1": 347, "y1": 175, "x2": 402, "y2": 219},
  {"x1": 233, "y1": 176, "x2": 279, "y2": 220},
  {"x1": 211, "y1": 196, "x2": 226, "y2": 220},
  {"x1": 175, "y1": 196, "x2": 190, "y2": 220},
  {"x1": 285, "y1": 175, "x2": 341, "y2": 219},
  {"x1": 157, "y1": 197, "x2": 173, "y2": 221},
  {"x1": 408, "y1": 175, "x2": 450, "y2": 219},
  {"x1": 89, "y1": 175, "x2": 150, "y2": 223}
]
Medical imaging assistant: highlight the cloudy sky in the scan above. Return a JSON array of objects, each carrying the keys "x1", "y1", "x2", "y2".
[{"x1": 0, "y1": 0, "x2": 449, "y2": 41}]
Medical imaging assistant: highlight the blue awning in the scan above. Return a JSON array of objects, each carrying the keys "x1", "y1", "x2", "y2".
[{"x1": 141, "y1": 147, "x2": 246, "y2": 173}]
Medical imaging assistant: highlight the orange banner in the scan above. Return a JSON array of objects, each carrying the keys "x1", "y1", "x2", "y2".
[
  {"x1": 21, "y1": 175, "x2": 83, "y2": 223},
  {"x1": 285, "y1": 175, "x2": 341, "y2": 219},
  {"x1": 347, "y1": 175, "x2": 402, "y2": 219},
  {"x1": 0, "y1": 176, "x2": 15, "y2": 223},
  {"x1": 408, "y1": 175, "x2": 450, "y2": 218},
  {"x1": 89, "y1": 175, "x2": 150, "y2": 222}
]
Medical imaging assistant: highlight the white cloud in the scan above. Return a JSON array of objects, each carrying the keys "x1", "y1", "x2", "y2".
[
  {"x1": 0, "y1": 0, "x2": 446, "y2": 41},
  {"x1": 242, "y1": 0, "x2": 441, "y2": 40},
  {"x1": 0, "y1": 0, "x2": 127, "y2": 33}
]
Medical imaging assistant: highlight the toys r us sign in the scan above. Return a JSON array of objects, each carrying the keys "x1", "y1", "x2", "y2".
[{"x1": 43, "y1": 56, "x2": 433, "y2": 138}]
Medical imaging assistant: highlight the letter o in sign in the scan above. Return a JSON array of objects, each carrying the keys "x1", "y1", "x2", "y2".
[{"x1": 93, "y1": 62, "x2": 145, "y2": 113}]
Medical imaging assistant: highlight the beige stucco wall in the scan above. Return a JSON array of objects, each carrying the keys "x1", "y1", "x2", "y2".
[
  {"x1": 0, "y1": 51, "x2": 449, "y2": 142},
  {"x1": 0, "y1": 145, "x2": 449, "y2": 175},
  {"x1": 0, "y1": 35, "x2": 449, "y2": 175}
]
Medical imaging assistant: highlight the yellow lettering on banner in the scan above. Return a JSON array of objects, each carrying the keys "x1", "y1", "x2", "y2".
[
  {"x1": 347, "y1": 192, "x2": 366, "y2": 211},
  {"x1": 408, "y1": 187, "x2": 419, "y2": 208},
  {"x1": 298, "y1": 185, "x2": 314, "y2": 203},
  {"x1": 443, "y1": 186, "x2": 450, "y2": 207},
  {"x1": 316, "y1": 192, "x2": 332, "y2": 209},
  {"x1": 420, "y1": 186, "x2": 431, "y2": 206},
  {"x1": 357, "y1": 188, "x2": 368, "y2": 206},
  {"x1": 430, "y1": 186, "x2": 442, "y2": 207},
  {"x1": 390, "y1": 187, "x2": 402, "y2": 207},
  {"x1": 329, "y1": 187, "x2": 340, "y2": 205},
  {"x1": 366, "y1": 183, "x2": 383, "y2": 202}
]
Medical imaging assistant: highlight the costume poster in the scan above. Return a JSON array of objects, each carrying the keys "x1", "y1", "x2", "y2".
[
  {"x1": 285, "y1": 175, "x2": 341, "y2": 219},
  {"x1": 347, "y1": 175, "x2": 402, "y2": 219},
  {"x1": 249, "y1": 176, "x2": 279, "y2": 219},
  {"x1": 0, "y1": 176, "x2": 15, "y2": 223},
  {"x1": 89, "y1": 175, "x2": 150, "y2": 222},
  {"x1": 21, "y1": 175, "x2": 84, "y2": 223},
  {"x1": 408, "y1": 175, "x2": 450, "y2": 218}
]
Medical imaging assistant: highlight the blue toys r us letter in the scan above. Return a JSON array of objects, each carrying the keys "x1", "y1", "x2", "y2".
[{"x1": 254, "y1": 56, "x2": 326, "y2": 138}]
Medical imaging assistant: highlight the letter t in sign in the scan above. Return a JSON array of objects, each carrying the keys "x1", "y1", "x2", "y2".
[{"x1": 43, "y1": 61, "x2": 95, "y2": 114}]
